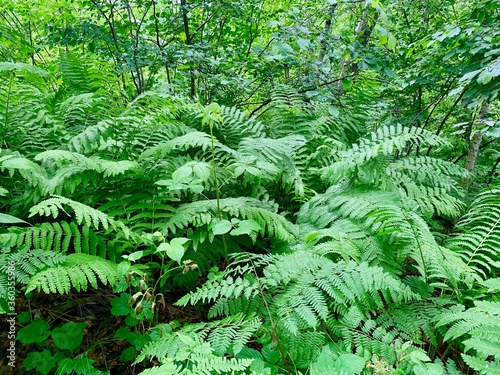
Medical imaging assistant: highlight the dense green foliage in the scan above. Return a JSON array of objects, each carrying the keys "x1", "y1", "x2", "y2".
[{"x1": 1, "y1": 0, "x2": 499, "y2": 374}]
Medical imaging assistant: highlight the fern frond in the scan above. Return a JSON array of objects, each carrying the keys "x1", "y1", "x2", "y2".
[
  {"x1": 5, "y1": 221, "x2": 121, "y2": 259},
  {"x1": 139, "y1": 131, "x2": 235, "y2": 161},
  {"x1": 1, "y1": 151, "x2": 47, "y2": 189},
  {"x1": 321, "y1": 124, "x2": 449, "y2": 184},
  {"x1": 136, "y1": 331, "x2": 254, "y2": 375},
  {"x1": 235, "y1": 135, "x2": 306, "y2": 196},
  {"x1": 216, "y1": 105, "x2": 265, "y2": 148},
  {"x1": 177, "y1": 270, "x2": 260, "y2": 307},
  {"x1": 165, "y1": 197, "x2": 297, "y2": 242},
  {"x1": 445, "y1": 188, "x2": 500, "y2": 280},
  {"x1": 0, "y1": 248, "x2": 67, "y2": 285},
  {"x1": 298, "y1": 187, "x2": 467, "y2": 285},
  {"x1": 25, "y1": 253, "x2": 119, "y2": 294},
  {"x1": 436, "y1": 301, "x2": 500, "y2": 373},
  {"x1": 0, "y1": 61, "x2": 49, "y2": 77},
  {"x1": 58, "y1": 53, "x2": 92, "y2": 94},
  {"x1": 36, "y1": 150, "x2": 138, "y2": 185},
  {"x1": 436, "y1": 301, "x2": 500, "y2": 342},
  {"x1": 271, "y1": 258, "x2": 418, "y2": 334},
  {"x1": 66, "y1": 122, "x2": 110, "y2": 154},
  {"x1": 177, "y1": 314, "x2": 262, "y2": 356},
  {"x1": 28, "y1": 195, "x2": 129, "y2": 237}
]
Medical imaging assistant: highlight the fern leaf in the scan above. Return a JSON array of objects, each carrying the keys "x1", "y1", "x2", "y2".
[
  {"x1": 28, "y1": 195, "x2": 129, "y2": 238},
  {"x1": 165, "y1": 197, "x2": 297, "y2": 242},
  {"x1": 26, "y1": 253, "x2": 119, "y2": 294}
]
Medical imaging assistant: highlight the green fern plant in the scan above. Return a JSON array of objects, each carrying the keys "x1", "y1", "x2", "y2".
[
  {"x1": 320, "y1": 124, "x2": 467, "y2": 217},
  {"x1": 136, "y1": 331, "x2": 254, "y2": 375},
  {"x1": 445, "y1": 187, "x2": 500, "y2": 281},
  {"x1": 436, "y1": 301, "x2": 500, "y2": 374},
  {"x1": 25, "y1": 253, "x2": 119, "y2": 294},
  {"x1": 164, "y1": 197, "x2": 298, "y2": 243},
  {"x1": 28, "y1": 195, "x2": 130, "y2": 237}
]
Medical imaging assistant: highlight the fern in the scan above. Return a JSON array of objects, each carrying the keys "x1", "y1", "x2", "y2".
[
  {"x1": 164, "y1": 197, "x2": 298, "y2": 242},
  {"x1": 262, "y1": 85, "x2": 316, "y2": 138},
  {"x1": 321, "y1": 124, "x2": 448, "y2": 183},
  {"x1": 66, "y1": 122, "x2": 110, "y2": 154},
  {"x1": 215, "y1": 105, "x2": 265, "y2": 148},
  {"x1": 319, "y1": 124, "x2": 465, "y2": 217},
  {"x1": 3, "y1": 221, "x2": 123, "y2": 260},
  {"x1": 136, "y1": 331, "x2": 254, "y2": 375},
  {"x1": 139, "y1": 131, "x2": 235, "y2": 161},
  {"x1": 445, "y1": 188, "x2": 500, "y2": 280},
  {"x1": 298, "y1": 187, "x2": 467, "y2": 285},
  {"x1": 28, "y1": 195, "x2": 129, "y2": 236},
  {"x1": 176, "y1": 250, "x2": 418, "y2": 367},
  {"x1": 436, "y1": 301, "x2": 500, "y2": 374},
  {"x1": 235, "y1": 135, "x2": 307, "y2": 197},
  {"x1": 25, "y1": 253, "x2": 119, "y2": 294},
  {"x1": 269, "y1": 257, "x2": 418, "y2": 334},
  {"x1": 34, "y1": 150, "x2": 139, "y2": 194},
  {"x1": 0, "y1": 248, "x2": 67, "y2": 286}
]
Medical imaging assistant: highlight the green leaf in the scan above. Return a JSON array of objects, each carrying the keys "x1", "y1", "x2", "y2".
[
  {"x1": 192, "y1": 163, "x2": 211, "y2": 180},
  {"x1": 333, "y1": 354, "x2": 365, "y2": 374},
  {"x1": 478, "y1": 71, "x2": 493, "y2": 85},
  {"x1": 212, "y1": 219, "x2": 233, "y2": 235},
  {"x1": 388, "y1": 34, "x2": 397, "y2": 49},
  {"x1": 57, "y1": 358, "x2": 76, "y2": 375},
  {"x1": 52, "y1": 322, "x2": 87, "y2": 352},
  {"x1": 117, "y1": 261, "x2": 131, "y2": 276},
  {"x1": 158, "y1": 238, "x2": 189, "y2": 264},
  {"x1": 262, "y1": 344, "x2": 281, "y2": 364},
  {"x1": 120, "y1": 346, "x2": 137, "y2": 362},
  {"x1": 171, "y1": 237, "x2": 190, "y2": 247},
  {"x1": 167, "y1": 244, "x2": 185, "y2": 265},
  {"x1": 297, "y1": 37, "x2": 310, "y2": 50},
  {"x1": 2, "y1": 157, "x2": 39, "y2": 170},
  {"x1": 410, "y1": 350, "x2": 431, "y2": 362},
  {"x1": 0, "y1": 213, "x2": 28, "y2": 224},
  {"x1": 111, "y1": 293, "x2": 133, "y2": 316},
  {"x1": 17, "y1": 318, "x2": 51, "y2": 344},
  {"x1": 460, "y1": 69, "x2": 481, "y2": 83},
  {"x1": 115, "y1": 327, "x2": 132, "y2": 340},
  {"x1": 124, "y1": 251, "x2": 144, "y2": 262},
  {"x1": 23, "y1": 350, "x2": 56, "y2": 375},
  {"x1": 310, "y1": 349, "x2": 336, "y2": 375},
  {"x1": 189, "y1": 183, "x2": 204, "y2": 194},
  {"x1": 157, "y1": 242, "x2": 170, "y2": 253},
  {"x1": 154, "y1": 179, "x2": 171, "y2": 186},
  {"x1": 328, "y1": 106, "x2": 340, "y2": 117},
  {"x1": 72, "y1": 356, "x2": 96, "y2": 375},
  {"x1": 231, "y1": 220, "x2": 262, "y2": 236},
  {"x1": 172, "y1": 166, "x2": 192, "y2": 183}
]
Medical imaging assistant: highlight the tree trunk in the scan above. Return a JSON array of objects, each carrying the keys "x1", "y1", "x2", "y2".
[
  {"x1": 317, "y1": 4, "x2": 337, "y2": 64},
  {"x1": 461, "y1": 101, "x2": 489, "y2": 187},
  {"x1": 465, "y1": 130, "x2": 483, "y2": 172},
  {"x1": 180, "y1": 0, "x2": 195, "y2": 98},
  {"x1": 338, "y1": 1, "x2": 378, "y2": 89}
]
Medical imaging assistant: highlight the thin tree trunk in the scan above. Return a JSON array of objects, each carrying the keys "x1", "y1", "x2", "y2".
[
  {"x1": 180, "y1": 0, "x2": 195, "y2": 98},
  {"x1": 488, "y1": 155, "x2": 500, "y2": 185},
  {"x1": 338, "y1": 1, "x2": 378, "y2": 88},
  {"x1": 462, "y1": 101, "x2": 489, "y2": 187},
  {"x1": 317, "y1": 4, "x2": 337, "y2": 64},
  {"x1": 465, "y1": 130, "x2": 483, "y2": 172}
]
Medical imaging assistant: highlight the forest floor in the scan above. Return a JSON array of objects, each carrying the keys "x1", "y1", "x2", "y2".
[{"x1": 0, "y1": 289, "x2": 206, "y2": 374}]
